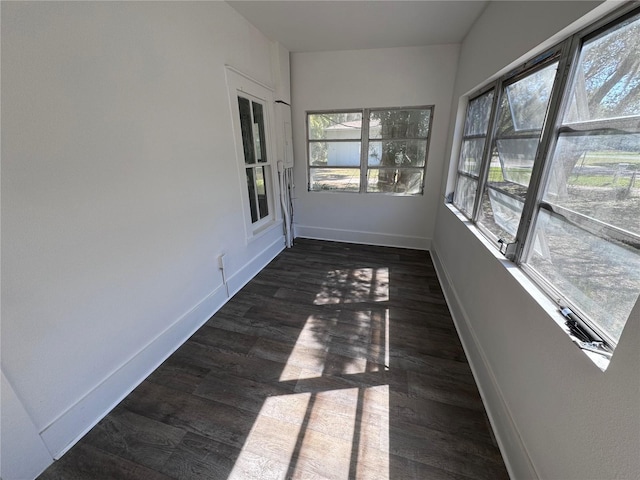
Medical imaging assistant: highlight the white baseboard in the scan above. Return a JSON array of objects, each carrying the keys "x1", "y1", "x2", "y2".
[
  {"x1": 1, "y1": 371, "x2": 53, "y2": 480},
  {"x1": 430, "y1": 247, "x2": 539, "y2": 480},
  {"x1": 294, "y1": 224, "x2": 430, "y2": 250},
  {"x1": 226, "y1": 237, "x2": 285, "y2": 296},
  {"x1": 39, "y1": 284, "x2": 230, "y2": 460},
  {"x1": 38, "y1": 237, "x2": 286, "y2": 462}
]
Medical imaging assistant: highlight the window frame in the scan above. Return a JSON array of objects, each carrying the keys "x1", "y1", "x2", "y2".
[
  {"x1": 306, "y1": 106, "x2": 434, "y2": 195},
  {"x1": 454, "y1": 84, "x2": 498, "y2": 219},
  {"x1": 226, "y1": 67, "x2": 280, "y2": 241},
  {"x1": 307, "y1": 109, "x2": 364, "y2": 193},
  {"x1": 451, "y1": 3, "x2": 640, "y2": 355}
]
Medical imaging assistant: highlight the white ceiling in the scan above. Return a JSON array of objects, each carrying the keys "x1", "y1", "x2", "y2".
[{"x1": 227, "y1": 1, "x2": 489, "y2": 53}]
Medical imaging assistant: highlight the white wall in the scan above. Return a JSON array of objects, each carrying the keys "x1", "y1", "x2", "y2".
[
  {"x1": 1, "y1": 3, "x2": 288, "y2": 478},
  {"x1": 434, "y1": 2, "x2": 640, "y2": 479},
  {"x1": 291, "y1": 45, "x2": 459, "y2": 249}
]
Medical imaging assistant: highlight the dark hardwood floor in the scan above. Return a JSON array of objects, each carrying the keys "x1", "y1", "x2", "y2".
[{"x1": 38, "y1": 239, "x2": 509, "y2": 480}]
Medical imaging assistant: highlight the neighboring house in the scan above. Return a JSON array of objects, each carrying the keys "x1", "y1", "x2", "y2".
[{"x1": 323, "y1": 119, "x2": 382, "y2": 167}]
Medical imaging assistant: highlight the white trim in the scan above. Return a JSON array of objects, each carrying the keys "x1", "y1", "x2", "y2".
[
  {"x1": 430, "y1": 245, "x2": 539, "y2": 480},
  {"x1": 39, "y1": 284, "x2": 229, "y2": 459},
  {"x1": 36, "y1": 234, "x2": 286, "y2": 463},
  {"x1": 224, "y1": 64, "x2": 274, "y2": 93},
  {"x1": 226, "y1": 236, "x2": 285, "y2": 296},
  {"x1": 294, "y1": 224, "x2": 430, "y2": 250},
  {"x1": 225, "y1": 66, "x2": 281, "y2": 242},
  {"x1": 1, "y1": 371, "x2": 53, "y2": 480}
]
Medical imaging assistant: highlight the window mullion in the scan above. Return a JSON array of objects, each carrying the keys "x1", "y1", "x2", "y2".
[
  {"x1": 360, "y1": 109, "x2": 370, "y2": 193},
  {"x1": 515, "y1": 37, "x2": 580, "y2": 264},
  {"x1": 472, "y1": 81, "x2": 502, "y2": 223}
]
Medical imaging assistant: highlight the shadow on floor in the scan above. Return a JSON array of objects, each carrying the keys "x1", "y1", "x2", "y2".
[{"x1": 38, "y1": 239, "x2": 508, "y2": 480}]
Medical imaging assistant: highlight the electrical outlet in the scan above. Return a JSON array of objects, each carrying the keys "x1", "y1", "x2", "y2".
[{"x1": 217, "y1": 253, "x2": 226, "y2": 271}]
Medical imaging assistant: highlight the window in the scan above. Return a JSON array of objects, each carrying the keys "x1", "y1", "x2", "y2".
[
  {"x1": 226, "y1": 67, "x2": 277, "y2": 238},
  {"x1": 454, "y1": 89, "x2": 494, "y2": 216},
  {"x1": 452, "y1": 5, "x2": 640, "y2": 355},
  {"x1": 478, "y1": 60, "x2": 559, "y2": 245},
  {"x1": 307, "y1": 107, "x2": 433, "y2": 194},
  {"x1": 238, "y1": 96, "x2": 270, "y2": 223}
]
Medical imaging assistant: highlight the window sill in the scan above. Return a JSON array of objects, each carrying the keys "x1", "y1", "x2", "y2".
[
  {"x1": 308, "y1": 189, "x2": 423, "y2": 197},
  {"x1": 445, "y1": 202, "x2": 610, "y2": 371},
  {"x1": 247, "y1": 218, "x2": 283, "y2": 244}
]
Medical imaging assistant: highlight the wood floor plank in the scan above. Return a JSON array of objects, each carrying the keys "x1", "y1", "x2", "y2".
[
  {"x1": 159, "y1": 432, "x2": 243, "y2": 480},
  {"x1": 81, "y1": 406, "x2": 186, "y2": 471},
  {"x1": 37, "y1": 443, "x2": 174, "y2": 480},
  {"x1": 146, "y1": 357, "x2": 212, "y2": 394},
  {"x1": 37, "y1": 239, "x2": 508, "y2": 480}
]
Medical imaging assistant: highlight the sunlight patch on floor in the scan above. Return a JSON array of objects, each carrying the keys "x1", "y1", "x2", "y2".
[
  {"x1": 281, "y1": 307, "x2": 390, "y2": 381},
  {"x1": 356, "y1": 385, "x2": 390, "y2": 479},
  {"x1": 279, "y1": 315, "x2": 334, "y2": 381},
  {"x1": 228, "y1": 393, "x2": 311, "y2": 480},
  {"x1": 314, "y1": 267, "x2": 389, "y2": 305},
  {"x1": 229, "y1": 385, "x2": 390, "y2": 479}
]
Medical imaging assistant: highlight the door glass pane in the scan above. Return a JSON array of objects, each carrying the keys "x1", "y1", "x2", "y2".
[
  {"x1": 369, "y1": 109, "x2": 431, "y2": 139},
  {"x1": 565, "y1": 11, "x2": 640, "y2": 123},
  {"x1": 368, "y1": 140, "x2": 427, "y2": 167},
  {"x1": 464, "y1": 91, "x2": 494, "y2": 136},
  {"x1": 308, "y1": 112, "x2": 362, "y2": 140},
  {"x1": 527, "y1": 210, "x2": 640, "y2": 343},
  {"x1": 543, "y1": 133, "x2": 640, "y2": 234},
  {"x1": 246, "y1": 167, "x2": 258, "y2": 223},
  {"x1": 255, "y1": 166, "x2": 268, "y2": 219},
  {"x1": 238, "y1": 97, "x2": 255, "y2": 165},
  {"x1": 309, "y1": 168, "x2": 360, "y2": 192},
  {"x1": 454, "y1": 175, "x2": 478, "y2": 218},
  {"x1": 367, "y1": 168, "x2": 423, "y2": 194},
  {"x1": 309, "y1": 141, "x2": 361, "y2": 167},
  {"x1": 252, "y1": 102, "x2": 267, "y2": 163}
]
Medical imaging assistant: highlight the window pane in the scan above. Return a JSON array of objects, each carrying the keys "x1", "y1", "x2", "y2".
[
  {"x1": 458, "y1": 138, "x2": 486, "y2": 176},
  {"x1": 238, "y1": 96, "x2": 255, "y2": 165},
  {"x1": 369, "y1": 109, "x2": 431, "y2": 139},
  {"x1": 252, "y1": 102, "x2": 267, "y2": 163},
  {"x1": 255, "y1": 166, "x2": 269, "y2": 219},
  {"x1": 497, "y1": 62, "x2": 558, "y2": 133},
  {"x1": 478, "y1": 188, "x2": 523, "y2": 243},
  {"x1": 308, "y1": 113, "x2": 362, "y2": 140},
  {"x1": 495, "y1": 138, "x2": 539, "y2": 187},
  {"x1": 309, "y1": 168, "x2": 360, "y2": 192},
  {"x1": 453, "y1": 175, "x2": 477, "y2": 217},
  {"x1": 479, "y1": 62, "x2": 558, "y2": 243},
  {"x1": 527, "y1": 210, "x2": 640, "y2": 343},
  {"x1": 368, "y1": 140, "x2": 427, "y2": 167},
  {"x1": 543, "y1": 134, "x2": 640, "y2": 234},
  {"x1": 246, "y1": 167, "x2": 258, "y2": 223},
  {"x1": 566, "y1": 12, "x2": 640, "y2": 123},
  {"x1": 309, "y1": 141, "x2": 361, "y2": 167},
  {"x1": 464, "y1": 91, "x2": 494, "y2": 136},
  {"x1": 367, "y1": 168, "x2": 423, "y2": 194}
]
